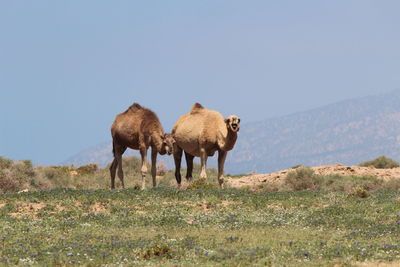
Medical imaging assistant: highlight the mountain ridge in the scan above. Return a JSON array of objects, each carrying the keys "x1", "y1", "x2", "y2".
[{"x1": 63, "y1": 90, "x2": 400, "y2": 174}]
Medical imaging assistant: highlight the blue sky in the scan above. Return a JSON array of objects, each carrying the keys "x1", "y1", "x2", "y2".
[{"x1": 1, "y1": 1, "x2": 400, "y2": 165}]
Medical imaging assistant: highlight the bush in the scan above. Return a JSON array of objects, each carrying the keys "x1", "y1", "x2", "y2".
[
  {"x1": 359, "y1": 156, "x2": 400, "y2": 169},
  {"x1": 318, "y1": 174, "x2": 382, "y2": 192},
  {"x1": 77, "y1": 164, "x2": 98, "y2": 175},
  {"x1": 347, "y1": 187, "x2": 370, "y2": 198},
  {"x1": 284, "y1": 167, "x2": 320, "y2": 190},
  {"x1": 42, "y1": 166, "x2": 69, "y2": 180},
  {"x1": 0, "y1": 156, "x2": 13, "y2": 169},
  {"x1": 0, "y1": 158, "x2": 36, "y2": 192},
  {"x1": 0, "y1": 169, "x2": 19, "y2": 193}
]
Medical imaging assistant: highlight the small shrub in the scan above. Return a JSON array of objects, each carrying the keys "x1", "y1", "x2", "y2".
[
  {"x1": 0, "y1": 169, "x2": 19, "y2": 193},
  {"x1": 359, "y1": 156, "x2": 400, "y2": 169},
  {"x1": 0, "y1": 156, "x2": 13, "y2": 169},
  {"x1": 318, "y1": 174, "x2": 382, "y2": 193},
  {"x1": 142, "y1": 244, "x2": 173, "y2": 260},
  {"x1": 284, "y1": 167, "x2": 320, "y2": 190},
  {"x1": 14, "y1": 160, "x2": 35, "y2": 181},
  {"x1": 77, "y1": 164, "x2": 98, "y2": 175},
  {"x1": 347, "y1": 187, "x2": 370, "y2": 198}
]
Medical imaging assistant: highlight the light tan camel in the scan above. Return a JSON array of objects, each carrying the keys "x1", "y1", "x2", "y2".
[
  {"x1": 110, "y1": 103, "x2": 174, "y2": 189},
  {"x1": 172, "y1": 103, "x2": 240, "y2": 188}
]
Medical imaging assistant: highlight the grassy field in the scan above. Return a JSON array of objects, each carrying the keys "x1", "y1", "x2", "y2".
[
  {"x1": 0, "y1": 187, "x2": 399, "y2": 266},
  {"x1": 1, "y1": 156, "x2": 400, "y2": 266}
]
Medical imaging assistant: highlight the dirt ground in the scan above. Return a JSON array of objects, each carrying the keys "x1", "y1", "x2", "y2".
[{"x1": 227, "y1": 164, "x2": 400, "y2": 189}]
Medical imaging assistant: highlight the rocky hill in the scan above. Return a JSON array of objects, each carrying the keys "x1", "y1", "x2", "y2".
[
  {"x1": 227, "y1": 89, "x2": 400, "y2": 174},
  {"x1": 64, "y1": 90, "x2": 400, "y2": 174}
]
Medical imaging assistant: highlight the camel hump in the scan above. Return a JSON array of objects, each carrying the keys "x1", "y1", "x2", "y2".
[
  {"x1": 190, "y1": 103, "x2": 205, "y2": 114},
  {"x1": 129, "y1": 103, "x2": 142, "y2": 110}
]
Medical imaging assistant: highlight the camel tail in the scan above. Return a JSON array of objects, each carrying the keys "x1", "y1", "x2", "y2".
[{"x1": 112, "y1": 141, "x2": 116, "y2": 157}]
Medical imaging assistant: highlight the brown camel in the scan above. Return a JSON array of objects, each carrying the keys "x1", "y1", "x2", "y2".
[
  {"x1": 110, "y1": 103, "x2": 174, "y2": 189},
  {"x1": 172, "y1": 103, "x2": 240, "y2": 188}
]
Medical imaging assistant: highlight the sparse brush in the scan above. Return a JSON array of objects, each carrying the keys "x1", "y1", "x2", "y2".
[{"x1": 359, "y1": 155, "x2": 400, "y2": 169}]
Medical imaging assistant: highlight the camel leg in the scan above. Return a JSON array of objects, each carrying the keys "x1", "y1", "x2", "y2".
[
  {"x1": 109, "y1": 158, "x2": 117, "y2": 189},
  {"x1": 110, "y1": 143, "x2": 126, "y2": 189},
  {"x1": 140, "y1": 147, "x2": 148, "y2": 190},
  {"x1": 173, "y1": 146, "x2": 183, "y2": 188},
  {"x1": 151, "y1": 147, "x2": 157, "y2": 188},
  {"x1": 218, "y1": 150, "x2": 228, "y2": 188},
  {"x1": 200, "y1": 148, "x2": 208, "y2": 179},
  {"x1": 116, "y1": 152, "x2": 125, "y2": 188},
  {"x1": 185, "y1": 151, "x2": 194, "y2": 182}
]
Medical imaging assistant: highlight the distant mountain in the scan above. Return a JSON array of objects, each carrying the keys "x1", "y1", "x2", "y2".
[{"x1": 64, "y1": 90, "x2": 400, "y2": 174}]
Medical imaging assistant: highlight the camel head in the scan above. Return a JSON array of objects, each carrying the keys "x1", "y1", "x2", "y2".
[
  {"x1": 224, "y1": 115, "x2": 241, "y2": 133},
  {"x1": 160, "y1": 133, "x2": 175, "y2": 155}
]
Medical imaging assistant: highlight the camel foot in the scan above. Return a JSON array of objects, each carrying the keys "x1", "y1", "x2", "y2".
[{"x1": 200, "y1": 171, "x2": 207, "y2": 179}]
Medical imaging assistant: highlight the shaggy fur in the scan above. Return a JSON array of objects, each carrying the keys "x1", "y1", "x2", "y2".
[
  {"x1": 110, "y1": 103, "x2": 174, "y2": 189},
  {"x1": 172, "y1": 103, "x2": 240, "y2": 188}
]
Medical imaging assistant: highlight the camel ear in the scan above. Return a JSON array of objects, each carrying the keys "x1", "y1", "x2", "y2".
[
  {"x1": 238, "y1": 118, "x2": 241, "y2": 123},
  {"x1": 224, "y1": 118, "x2": 230, "y2": 124},
  {"x1": 160, "y1": 134, "x2": 165, "y2": 141}
]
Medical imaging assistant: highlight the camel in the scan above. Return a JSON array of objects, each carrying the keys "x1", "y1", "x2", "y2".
[
  {"x1": 109, "y1": 103, "x2": 175, "y2": 190},
  {"x1": 172, "y1": 103, "x2": 240, "y2": 188}
]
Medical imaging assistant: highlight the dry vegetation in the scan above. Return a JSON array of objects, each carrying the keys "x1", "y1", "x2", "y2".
[{"x1": 0, "y1": 156, "x2": 168, "y2": 193}]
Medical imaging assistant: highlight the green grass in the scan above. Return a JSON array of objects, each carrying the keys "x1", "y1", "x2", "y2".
[{"x1": 0, "y1": 188, "x2": 399, "y2": 266}]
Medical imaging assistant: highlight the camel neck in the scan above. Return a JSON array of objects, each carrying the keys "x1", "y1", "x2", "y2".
[
  {"x1": 221, "y1": 129, "x2": 237, "y2": 151},
  {"x1": 151, "y1": 132, "x2": 164, "y2": 152}
]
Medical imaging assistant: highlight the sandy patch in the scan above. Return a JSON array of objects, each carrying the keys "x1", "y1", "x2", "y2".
[
  {"x1": 10, "y1": 202, "x2": 46, "y2": 218},
  {"x1": 55, "y1": 204, "x2": 67, "y2": 212},
  {"x1": 91, "y1": 202, "x2": 107, "y2": 213}
]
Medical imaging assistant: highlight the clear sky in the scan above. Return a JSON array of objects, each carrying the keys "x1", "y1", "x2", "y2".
[{"x1": 1, "y1": 1, "x2": 400, "y2": 165}]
